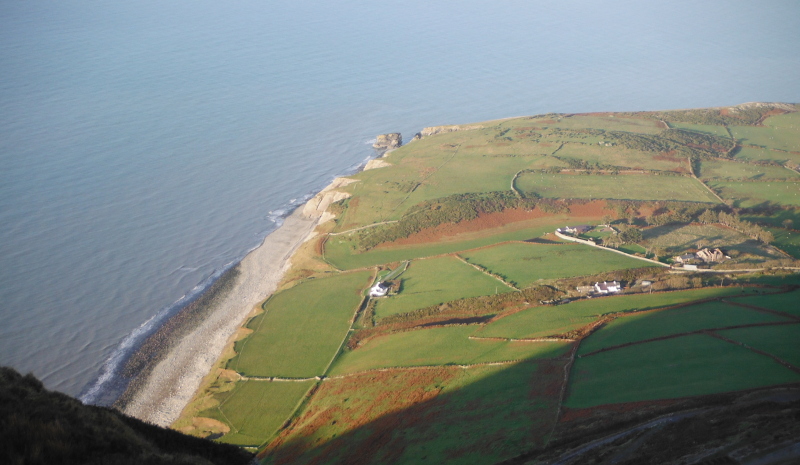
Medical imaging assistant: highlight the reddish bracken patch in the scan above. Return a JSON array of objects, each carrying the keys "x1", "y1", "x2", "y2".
[
  {"x1": 380, "y1": 208, "x2": 552, "y2": 247},
  {"x1": 567, "y1": 200, "x2": 614, "y2": 218}
]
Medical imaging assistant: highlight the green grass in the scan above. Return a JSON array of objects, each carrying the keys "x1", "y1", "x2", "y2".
[
  {"x1": 329, "y1": 325, "x2": 571, "y2": 375},
  {"x1": 669, "y1": 122, "x2": 732, "y2": 137},
  {"x1": 698, "y1": 159, "x2": 798, "y2": 180},
  {"x1": 230, "y1": 270, "x2": 372, "y2": 377},
  {"x1": 265, "y1": 361, "x2": 564, "y2": 465},
  {"x1": 555, "y1": 143, "x2": 685, "y2": 172},
  {"x1": 373, "y1": 256, "x2": 512, "y2": 319},
  {"x1": 203, "y1": 379, "x2": 315, "y2": 446},
  {"x1": 546, "y1": 114, "x2": 665, "y2": 134},
  {"x1": 730, "y1": 289, "x2": 800, "y2": 317},
  {"x1": 708, "y1": 180, "x2": 800, "y2": 207},
  {"x1": 577, "y1": 301, "x2": 788, "y2": 355},
  {"x1": 516, "y1": 172, "x2": 719, "y2": 202},
  {"x1": 476, "y1": 287, "x2": 759, "y2": 339},
  {"x1": 565, "y1": 334, "x2": 800, "y2": 408},
  {"x1": 733, "y1": 146, "x2": 800, "y2": 165},
  {"x1": 461, "y1": 243, "x2": 655, "y2": 288},
  {"x1": 720, "y1": 323, "x2": 800, "y2": 368},
  {"x1": 769, "y1": 228, "x2": 800, "y2": 259},
  {"x1": 325, "y1": 215, "x2": 578, "y2": 270},
  {"x1": 730, "y1": 112, "x2": 800, "y2": 152}
]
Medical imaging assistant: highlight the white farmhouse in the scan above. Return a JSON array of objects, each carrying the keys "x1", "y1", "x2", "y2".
[
  {"x1": 594, "y1": 281, "x2": 621, "y2": 294},
  {"x1": 369, "y1": 282, "x2": 390, "y2": 297}
]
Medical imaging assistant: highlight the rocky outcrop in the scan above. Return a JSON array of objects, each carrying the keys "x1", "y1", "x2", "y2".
[
  {"x1": 302, "y1": 177, "x2": 358, "y2": 223},
  {"x1": 373, "y1": 133, "x2": 402, "y2": 151},
  {"x1": 364, "y1": 158, "x2": 391, "y2": 170}
]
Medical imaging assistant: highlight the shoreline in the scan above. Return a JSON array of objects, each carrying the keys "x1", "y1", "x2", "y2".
[{"x1": 121, "y1": 206, "x2": 321, "y2": 426}]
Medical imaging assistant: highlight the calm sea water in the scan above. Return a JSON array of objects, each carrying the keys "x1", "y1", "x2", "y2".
[{"x1": 1, "y1": 0, "x2": 798, "y2": 400}]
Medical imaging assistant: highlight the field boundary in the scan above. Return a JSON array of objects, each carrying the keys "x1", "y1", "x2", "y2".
[
  {"x1": 707, "y1": 330, "x2": 800, "y2": 374},
  {"x1": 578, "y1": 321, "x2": 797, "y2": 359},
  {"x1": 721, "y1": 299, "x2": 800, "y2": 322},
  {"x1": 453, "y1": 253, "x2": 520, "y2": 291},
  {"x1": 554, "y1": 230, "x2": 669, "y2": 267}
]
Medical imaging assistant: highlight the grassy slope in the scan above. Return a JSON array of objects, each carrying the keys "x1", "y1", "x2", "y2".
[
  {"x1": 566, "y1": 334, "x2": 800, "y2": 408},
  {"x1": 476, "y1": 287, "x2": 757, "y2": 339},
  {"x1": 731, "y1": 289, "x2": 800, "y2": 317},
  {"x1": 373, "y1": 256, "x2": 512, "y2": 319},
  {"x1": 461, "y1": 242, "x2": 654, "y2": 288},
  {"x1": 229, "y1": 270, "x2": 372, "y2": 378},
  {"x1": 330, "y1": 325, "x2": 571, "y2": 375},
  {"x1": 577, "y1": 301, "x2": 789, "y2": 355},
  {"x1": 203, "y1": 380, "x2": 316, "y2": 446},
  {"x1": 720, "y1": 323, "x2": 800, "y2": 368},
  {"x1": 516, "y1": 172, "x2": 720, "y2": 203}
]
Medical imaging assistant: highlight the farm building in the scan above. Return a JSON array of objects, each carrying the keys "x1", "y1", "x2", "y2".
[
  {"x1": 674, "y1": 253, "x2": 695, "y2": 264},
  {"x1": 369, "y1": 282, "x2": 390, "y2": 297},
  {"x1": 696, "y1": 248, "x2": 727, "y2": 263},
  {"x1": 594, "y1": 281, "x2": 621, "y2": 294},
  {"x1": 576, "y1": 285, "x2": 595, "y2": 294},
  {"x1": 557, "y1": 225, "x2": 592, "y2": 235}
]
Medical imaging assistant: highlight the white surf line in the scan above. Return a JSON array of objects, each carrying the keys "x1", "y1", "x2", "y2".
[{"x1": 453, "y1": 254, "x2": 520, "y2": 291}]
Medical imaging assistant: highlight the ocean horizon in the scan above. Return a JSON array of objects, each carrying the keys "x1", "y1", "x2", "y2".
[{"x1": 1, "y1": 0, "x2": 798, "y2": 403}]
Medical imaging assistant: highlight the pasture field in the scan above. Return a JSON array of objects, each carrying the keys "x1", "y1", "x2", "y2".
[
  {"x1": 769, "y1": 227, "x2": 800, "y2": 258},
  {"x1": 708, "y1": 180, "x2": 800, "y2": 207},
  {"x1": 733, "y1": 146, "x2": 800, "y2": 165},
  {"x1": 668, "y1": 122, "x2": 731, "y2": 137},
  {"x1": 730, "y1": 289, "x2": 800, "y2": 317},
  {"x1": 202, "y1": 379, "x2": 316, "y2": 447},
  {"x1": 476, "y1": 287, "x2": 758, "y2": 339},
  {"x1": 460, "y1": 243, "x2": 651, "y2": 288},
  {"x1": 720, "y1": 323, "x2": 800, "y2": 368},
  {"x1": 373, "y1": 256, "x2": 512, "y2": 319},
  {"x1": 698, "y1": 159, "x2": 799, "y2": 180},
  {"x1": 325, "y1": 214, "x2": 584, "y2": 270},
  {"x1": 229, "y1": 270, "x2": 372, "y2": 378},
  {"x1": 543, "y1": 114, "x2": 665, "y2": 134},
  {"x1": 566, "y1": 334, "x2": 800, "y2": 408},
  {"x1": 577, "y1": 301, "x2": 788, "y2": 355},
  {"x1": 516, "y1": 172, "x2": 719, "y2": 202},
  {"x1": 264, "y1": 361, "x2": 565, "y2": 465},
  {"x1": 554, "y1": 143, "x2": 685, "y2": 172},
  {"x1": 730, "y1": 112, "x2": 800, "y2": 152},
  {"x1": 641, "y1": 223, "x2": 780, "y2": 261},
  {"x1": 330, "y1": 325, "x2": 571, "y2": 376}
]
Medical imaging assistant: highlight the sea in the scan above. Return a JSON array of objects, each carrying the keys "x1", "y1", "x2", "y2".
[{"x1": 1, "y1": 0, "x2": 798, "y2": 403}]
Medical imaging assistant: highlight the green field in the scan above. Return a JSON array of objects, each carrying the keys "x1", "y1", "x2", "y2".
[
  {"x1": 770, "y1": 227, "x2": 800, "y2": 258},
  {"x1": 373, "y1": 256, "x2": 512, "y2": 319},
  {"x1": 330, "y1": 325, "x2": 571, "y2": 375},
  {"x1": 708, "y1": 180, "x2": 800, "y2": 207},
  {"x1": 731, "y1": 112, "x2": 800, "y2": 152},
  {"x1": 720, "y1": 323, "x2": 800, "y2": 368},
  {"x1": 577, "y1": 301, "x2": 788, "y2": 355},
  {"x1": 566, "y1": 334, "x2": 800, "y2": 408},
  {"x1": 325, "y1": 215, "x2": 578, "y2": 270},
  {"x1": 461, "y1": 243, "x2": 652, "y2": 288},
  {"x1": 730, "y1": 289, "x2": 800, "y2": 317},
  {"x1": 476, "y1": 287, "x2": 758, "y2": 340},
  {"x1": 698, "y1": 159, "x2": 798, "y2": 180},
  {"x1": 516, "y1": 172, "x2": 719, "y2": 202},
  {"x1": 733, "y1": 146, "x2": 800, "y2": 165},
  {"x1": 555, "y1": 143, "x2": 685, "y2": 172},
  {"x1": 230, "y1": 270, "x2": 372, "y2": 377},
  {"x1": 265, "y1": 361, "x2": 564, "y2": 465},
  {"x1": 203, "y1": 380, "x2": 315, "y2": 446}
]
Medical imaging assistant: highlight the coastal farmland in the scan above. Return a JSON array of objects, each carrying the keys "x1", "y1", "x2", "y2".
[
  {"x1": 372, "y1": 256, "x2": 512, "y2": 319},
  {"x1": 229, "y1": 270, "x2": 372, "y2": 378},
  {"x1": 460, "y1": 242, "x2": 651, "y2": 288},
  {"x1": 179, "y1": 104, "x2": 800, "y2": 464}
]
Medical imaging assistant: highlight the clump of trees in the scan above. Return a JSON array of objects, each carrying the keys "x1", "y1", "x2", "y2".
[{"x1": 718, "y1": 211, "x2": 774, "y2": 244}]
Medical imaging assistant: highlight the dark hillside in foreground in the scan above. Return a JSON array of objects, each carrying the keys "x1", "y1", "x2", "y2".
[{"x1": 0, "y1": 366, "x2": 253, "y2": 465}]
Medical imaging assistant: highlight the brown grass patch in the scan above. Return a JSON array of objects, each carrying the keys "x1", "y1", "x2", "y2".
[
  {"x1": 559, "y1": 398, "x2": 681, "y2": 423},
  {"x1": 567, "y1": 200, "x2": 615, "y2": 218}
]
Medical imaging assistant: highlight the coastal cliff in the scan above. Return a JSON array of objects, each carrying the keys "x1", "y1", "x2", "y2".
[
  {"x1": 373, "y1": 133, "x2": 402, "y2": 151},
  {"x1": 301, "y1": 177, "x2": 357, "y2": 223}
]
